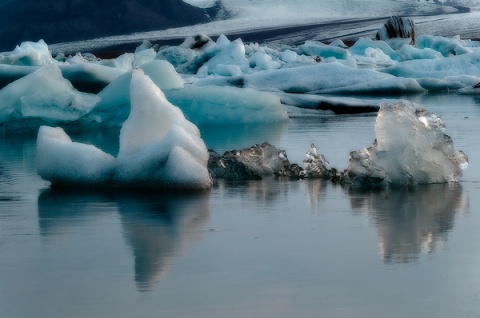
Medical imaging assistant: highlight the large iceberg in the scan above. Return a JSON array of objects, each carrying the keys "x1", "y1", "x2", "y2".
[
  {"x1": 341, "y1": 101, "x2": 468, "y2": 186},
  {"x1": 37, "y1": 69, "x2": 212, "y2": 189}
]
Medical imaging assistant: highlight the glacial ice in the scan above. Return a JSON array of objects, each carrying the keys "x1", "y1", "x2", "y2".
[
  {"x1": 341, "y1": 101, "x2": 468, "y2": 186},
  {"x1": 0, "y1": 31, "x2": 478, "y2": 128},
  {"x1": 0, "y1": 64, "x2": 99, "y2": 124},
  {"x1": 89, "y1": 60, "x2": 288, "y2": 126},
  {"x1": 165, "y1": 85, "x2": 289, "y2": 125},
  {"x1": 37, "y1": 69, "x2": 212, "y2": 189},
  {"x1": 0, "y1": 32, "x2": 474, "y2": 188},
  {"x1": 3, "y1": 40, "x2": 54, "y2": 66},
  {"x1": 208, "y1": 142, "x2": 291, "y2": 180}
]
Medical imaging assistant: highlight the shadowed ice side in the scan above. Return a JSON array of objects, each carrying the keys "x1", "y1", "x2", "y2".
[{"x1": 36, "y1": 69, "x2": 212, "y2": 189}]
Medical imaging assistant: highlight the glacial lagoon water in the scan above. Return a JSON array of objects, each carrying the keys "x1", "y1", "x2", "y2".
[{"x1": 1, "y1": 93, "x2": 480, "y2": 318}]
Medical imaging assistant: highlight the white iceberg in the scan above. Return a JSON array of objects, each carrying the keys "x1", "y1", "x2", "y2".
[{"x1": 37, "y1": 69, "x2": 212, "y2": 189}]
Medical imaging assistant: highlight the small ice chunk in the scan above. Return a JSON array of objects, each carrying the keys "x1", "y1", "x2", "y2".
[
  {"x1": 302, "y1": 144, "x2": 338, "y2": 179},
  {"x1": 208, "y1": 142, "x2": 290, "y2": 179}
]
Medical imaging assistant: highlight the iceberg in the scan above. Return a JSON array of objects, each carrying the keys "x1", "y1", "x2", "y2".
[
  {"x1": 302, "y1": 144, "x2": 338, "y2": 179},
  {"x1": 341, "y1": 101, "x2": 468, "y2": 186},
  {"x1": 0, "y1": 30, "x2": 479, "y2": 130},
  {"x1": 90, "y1": 59, "x2": 287, "y2": 125},
  {"x1": 238, "y1": 63, "x2": 425, "y2": 95},
  {"x1": 0, "y1": 64, "x2": 99, "y2": 125},
  {"x1": 2, "y1": 40, "x2": 54, "y2": 66},
  {"x1": 165, "y1": 85, "x2": 289, "y2": 125},
  {"x1": 37, "y1": 69, "x2": 212, "y2": 189}
]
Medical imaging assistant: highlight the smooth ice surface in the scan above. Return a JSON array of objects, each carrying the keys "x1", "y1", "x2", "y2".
[
  {"x1": 342, "y1": 101, "x2": 468, "y2": 186},
  {"x1": 207, "y1": 63, "x2": 426, "y2": 95},
  {"x1": 37, "y1": 70, "x2": 212, "y2": 189},
  {"x1": 165, "y1": 85, "x2": 289, "y2": 125}
]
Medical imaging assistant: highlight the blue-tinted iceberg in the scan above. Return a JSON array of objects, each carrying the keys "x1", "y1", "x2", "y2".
[
  {"x1": 90, "y1": 59, "x2": 288, "y2": 125},
  {"x1": 0, "y1": 64, "x2": 99, "y2": 124},
  {"x1": 341, "y1": 101, "x2": 468, "y2": 186},
  {"x1": 37, "y1": 69, "x2": 212, "y2": 189}
]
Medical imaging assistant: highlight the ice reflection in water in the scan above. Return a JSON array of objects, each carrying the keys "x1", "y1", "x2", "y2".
[
  {"x1": 37, "y1": 188, "x2": 210, "y2": 291},
  {"x1": 345, "y1": 183, "x2": 468, "y2": 263}
]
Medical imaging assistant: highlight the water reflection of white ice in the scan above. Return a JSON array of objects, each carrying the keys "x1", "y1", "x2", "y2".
[
  {"x1": 345, "y1": 184, "x2": 468, "y2": 263},
  {"x1": 38, "y1": 189, "x2": 210, "y2": 291},
  {"x1": 117, "y1": 191, "x2": 209, "y2": 291}
]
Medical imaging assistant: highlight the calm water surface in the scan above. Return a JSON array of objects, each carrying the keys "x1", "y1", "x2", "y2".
[{"x1": 1, "y1": 94, "x2": 480, "y2": 318}]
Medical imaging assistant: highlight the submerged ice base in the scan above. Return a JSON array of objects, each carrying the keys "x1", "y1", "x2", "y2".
[{"x1": 341, "y1": 102, "x2": 468, "y2": 186}]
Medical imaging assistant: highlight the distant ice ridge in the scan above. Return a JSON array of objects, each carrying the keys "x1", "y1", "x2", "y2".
[
  {"x1": 341, "y1": 102, "x2": 468, "y2": 186},
  {"x1": 1, "y1": 30, "x2": 480, "y2": 128},
  {"x1": 36, "y1": 70, "x2": 212, "y2": 189}
]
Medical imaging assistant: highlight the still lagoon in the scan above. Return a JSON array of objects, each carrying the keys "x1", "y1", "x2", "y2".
[{"x1": 1, "y1": 93, "x2": 480, "y2": 318}]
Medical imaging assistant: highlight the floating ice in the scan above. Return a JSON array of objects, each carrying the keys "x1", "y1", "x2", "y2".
[
  {"x1": 302, "y1": 144, "x2": 338, "y2": 179},
  {"x1": 202, "y1": 38, "x2": 250, "y2": 75},
  {"x1": 341, "y1": 101, "x2": 468, "y2": 186},
  {"x1": 350, "y1": 37, "x2": 398, "y2": 62},
  {"x1": 59, "y1": 63, "x2": 127, "y2": 93},
  {"x1": 0, "y1": 64, "x2": 99, "y2": 124},
  {"x1": 0, "y1": 32, "x2": 479, "y2": 129},
  {"x1": 87, "y1": 60, "x2": 185, "y2": 124},
  {"x1": 2, "y1": 40, "x2": 54, "y2": 66},
  {"x1": 383, "y1": 51, "x2": 480, "y2": 91},
  {"x1": 298, "y1": 41, "x2": 351, "y2": 60},
  {"x1": 235, "y1": 63, "x2": 425, "y2": 95},
  {"x1": 165, "y1": 85, "x2": 289, "y2": 125},
  {"x1": 90, "y1": 60, "x2": 287, "y2": 125},
  {"x1": 208, "y1": 142, "x2": 290, "y2": 180},
  {"x1": 36, "y1": 126, "x2": 116, "y2": 185},
  {"x1": 37, "y1": 70, "x2": 212, "y2": 189},
  {"x1": 416, "y1": 35, "x2": 472, "y2": 57}
]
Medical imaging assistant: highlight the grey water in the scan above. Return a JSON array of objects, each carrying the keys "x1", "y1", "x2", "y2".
[{"x1": 1, "y1": 93, "x2": 480, "y2": 318}]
